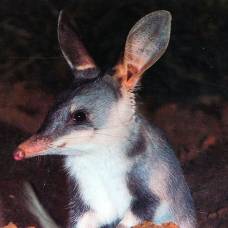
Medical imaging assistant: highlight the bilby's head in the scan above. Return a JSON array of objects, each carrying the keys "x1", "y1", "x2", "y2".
[{"x1": 13, "y1": 10, "x2": 171, "y2": 160}]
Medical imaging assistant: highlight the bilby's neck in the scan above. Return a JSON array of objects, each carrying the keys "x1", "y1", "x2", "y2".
[{"x1": 64, "y1": 115, "x2": 141, "y2": 174}]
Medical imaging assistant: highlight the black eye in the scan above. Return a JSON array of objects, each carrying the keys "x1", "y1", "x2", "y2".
[{"x1": 72, "y1": 110, "x2": 87, "y2": 123}]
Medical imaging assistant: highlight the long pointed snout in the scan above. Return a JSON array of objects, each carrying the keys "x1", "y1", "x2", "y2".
[{"x1": 13, "y1": 136, "x2": 52, "y2": 160}]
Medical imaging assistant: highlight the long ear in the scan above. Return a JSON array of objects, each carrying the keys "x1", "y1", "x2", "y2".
[
  {"x1": 58, "y1": 11, "x2": 97, "y2": 73},
  {"x1": 116, "y1": 10, "x2": 171, "y2": 89}
]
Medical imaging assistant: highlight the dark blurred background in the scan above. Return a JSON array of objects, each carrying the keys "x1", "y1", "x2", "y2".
[{"x1": 0, "y1": 0, "x2": 228, "y2": 227}]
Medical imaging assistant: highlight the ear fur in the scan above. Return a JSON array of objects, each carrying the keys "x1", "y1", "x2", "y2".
[
  {"x1": 58, "y1": 11, "x2": 97, "y2": 76},
  {"x1": 116, "y1": 10, "x2": 172, "y2": 89}
]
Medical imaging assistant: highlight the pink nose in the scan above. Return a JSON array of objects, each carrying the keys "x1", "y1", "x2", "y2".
[{"x1": 13, "y1": 148, "x2": 25, "y2": 160}]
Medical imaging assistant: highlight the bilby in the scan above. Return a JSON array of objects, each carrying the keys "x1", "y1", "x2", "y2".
[{"x1": 13, "y1": 10, "x2": 196, "y2": 228}]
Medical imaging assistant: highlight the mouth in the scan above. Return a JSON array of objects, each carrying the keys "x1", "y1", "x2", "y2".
[{"x1": 13, "y1": 136, "x2": 52, "y2": 160}]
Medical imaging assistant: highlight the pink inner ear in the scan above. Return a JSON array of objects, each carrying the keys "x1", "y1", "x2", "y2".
[
  {"x1": 114, "y1": 62, "x2": 140, "y2": 89},
  {"x1": 126, "y1": 63, "x2": 139, "y2": 81}
]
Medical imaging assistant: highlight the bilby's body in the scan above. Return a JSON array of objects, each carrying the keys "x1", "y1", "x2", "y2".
[
  {"x1": 14, "y1": 10, "x2": 196, "y2": 228},
  {"x1": 65, "y1": 115, "x2": 195, "y2": 228}
]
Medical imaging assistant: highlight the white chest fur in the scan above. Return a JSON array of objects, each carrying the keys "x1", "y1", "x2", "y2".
[{"x1": 65, "y1": 147, "x2": 133, "y2": 225}]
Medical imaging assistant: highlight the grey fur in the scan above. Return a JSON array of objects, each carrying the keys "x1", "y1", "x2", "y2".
[
  {"x1": 126, "y1": 126, "x2": 146, "y2": 157},
  {"x1": 125, "y1": 117, "x2": 197, "y2": 227},
  {"x1": 67, "y1": 177, "x2": 90, "y2": 227},
  {"x1": 38, "y1": 74, "x2": 118, "y2": 141}
]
